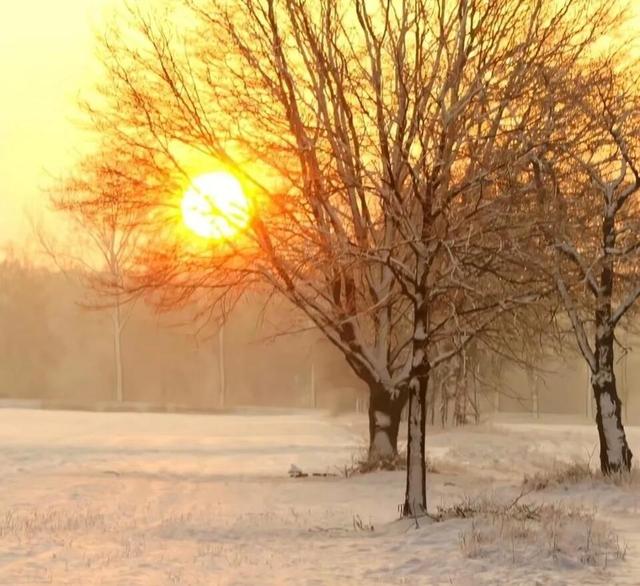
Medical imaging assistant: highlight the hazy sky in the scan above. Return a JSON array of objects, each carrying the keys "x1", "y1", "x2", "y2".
[
  {"x1": 0, "y1": 0, "x2": 111, "y2": 251},
  {"x1": 1, "y1": 1, "x2": 638, "y2": 253}
]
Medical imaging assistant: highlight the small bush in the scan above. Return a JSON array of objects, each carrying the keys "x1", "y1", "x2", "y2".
[
  {"x1": 436, "y1": 495, "x2": 625, "y2": 568},
  {"x1": 342, "y1": 449, "x2": 437, "y2": 477},
  {"x1": 0, "y1": 507, "x2": 107, "y2": 538},
  {"x1": 603, "y1": 464, "x2": 640, "y2": 487},
  {"x1": 523, "y1": 459, "x2": 640, "y2": 491},
  {"x1": 523, "y1": 460, "x2": 594, "y2": 491}
]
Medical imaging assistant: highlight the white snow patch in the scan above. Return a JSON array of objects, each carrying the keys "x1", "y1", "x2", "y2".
[
  {"x1": 599, "y1": 393, "x2": 627, "y2": 466},
  {"x1": 591, "y1": 369, "x2": 613, "y2": 386},
  {"x1": 371, "y1": 428, "x2": 394, "y2": 456},
  {"x1": 413, "y1": 321, "x2": 427, "y2": 342},
  {"x1": 374, "y1": 410, "x2": 391, "y2": 428}
]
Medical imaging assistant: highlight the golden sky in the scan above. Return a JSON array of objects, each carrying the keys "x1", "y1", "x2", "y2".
[
  {"x1": 0, "y1": 0, "x2": 111, "y2": 251},
  {"x1": 1, "y1": 0, "x2": 638, "y2": 254}
]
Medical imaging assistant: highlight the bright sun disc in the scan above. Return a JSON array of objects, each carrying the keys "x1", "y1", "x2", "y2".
[{"x1": 181, "y1": 172, "x2": 250, "y2": 240}]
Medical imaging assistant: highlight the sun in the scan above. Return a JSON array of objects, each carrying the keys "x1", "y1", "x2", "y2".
[{"x1": 181, "y1": 171, "x2": 250, "y2": 240}]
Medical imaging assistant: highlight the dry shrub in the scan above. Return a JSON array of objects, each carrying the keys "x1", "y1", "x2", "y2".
[
  {"x1": 604, "y1": 463, "x2": 640, "y2": 487},
  {"x1": 0, "y1": 507, "x2": 107, "y2": 538},
  {"x1": 523, "y1": 460, "x2": 594, "y2": 491},
  {"x1": 342, "y1": 448, "x2": 438, "y2": 477},
  {"x1": 437, "y1": 496, "x2": 625, "y2": 568},
  {"x1": 523, "y1": 459, "x2": 640, "y2": 491}
]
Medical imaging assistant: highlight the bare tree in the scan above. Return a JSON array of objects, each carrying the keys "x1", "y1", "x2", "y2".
[
  {"x1": 527, "y1": 62, "x2": 639, "y2": 474},
  {"x1": 46, "y1": 145, "x2": 153, "y2": 403},
  {"x1": 81, "y1": 0, "x2": 617, "y2": 516}
]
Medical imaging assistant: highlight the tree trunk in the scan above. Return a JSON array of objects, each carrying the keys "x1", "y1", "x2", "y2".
[
  {"x1": 309, "y1": 360, "x2": 316, "y2": 408},
  {"x1": 368, "y1": 384, "x2": 405, "y2": 460},
  {"x1": 472, "y1": 361, "x2": 480, "y2": 424},
  {"x1": 527, "y1": 368, "x2": 540, "y2": 419},
  {"x1": 592, "y1": 333, "x2": 633, "y2": 474},
  {"x1": 591, "y1": 215, "x2": 633, "y2": 475},
  {"x1": 427, "y1": 372, "x2": 438, "y2": 425},
  {"x1": 112, "y1": 302, "x2": 124, "y2": 403},
  {"x1": 440, "y1": 385, "x2": 449, "y2": 428},
  {"x1": 454, "y1": 355, "x2": 467, "y2": 426},
  {"x1": 403, "y1": 370, "x2": 428, "y2": 517},
  {"x1": 218, "y1": 324, "x2": 225, "y2": 409}
]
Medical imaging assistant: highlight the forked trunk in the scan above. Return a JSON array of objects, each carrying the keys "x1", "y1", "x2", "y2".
[
  {"x1": 402, "y1": 370, "x2": 428, "y2": 517},
  {"x1": 368, "y1": 384, "x2": 405, "y2": 460}
]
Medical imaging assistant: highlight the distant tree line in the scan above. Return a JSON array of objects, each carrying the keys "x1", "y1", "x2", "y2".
[{"x1": 0, "y1": 254, "x2": 359, "y2": 408}]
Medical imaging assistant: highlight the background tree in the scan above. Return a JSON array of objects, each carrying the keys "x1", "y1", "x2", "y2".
[
  {"x1": 527, "y1": 62, "x2": 639, "y2": 474},
  {"x1": 45, "y1": 145, "x2": 154, "y2": 403}
]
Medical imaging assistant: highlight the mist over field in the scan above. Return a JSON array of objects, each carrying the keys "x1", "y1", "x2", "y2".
[
  {"x1": 0, "y1": 256, "x2": 365, "y2": 412},
  {"x1": 2, "y1": 254, "x2": 640, "y2": 424}
]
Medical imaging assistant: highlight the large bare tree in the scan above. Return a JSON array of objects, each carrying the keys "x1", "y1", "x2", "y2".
[{"x1": 82, "y1": 0, "x2": 617, "y2": 515}]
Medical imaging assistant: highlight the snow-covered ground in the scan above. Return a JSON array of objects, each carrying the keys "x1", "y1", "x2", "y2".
[{"x1": 0, "y1": 408, "x2": 638, "y2": 585}]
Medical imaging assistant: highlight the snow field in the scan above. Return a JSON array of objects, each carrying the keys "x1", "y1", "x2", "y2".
[{"x1": 0, "y1": 409, "x2": 638, "y2": 585}]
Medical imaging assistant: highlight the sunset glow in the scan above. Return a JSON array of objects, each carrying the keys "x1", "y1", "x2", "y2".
[
  {"x1": 4, "y1": 0, "x2": 640, "y2": 582},
  {"x1": 181, "y1": 172, "x2": 250, "y2": 240}
]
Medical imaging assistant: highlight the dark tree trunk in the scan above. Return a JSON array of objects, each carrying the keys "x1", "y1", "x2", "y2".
[
  {"x1": 592, "y1": 328, "x2": 633, "y2": 474},
  {"x1": 590, "y1": 215, "x2": 633, "y2": 474},
  {"x1": 368, "y1": 383, "x2": 406, "y2": 460},
  {"x1": 402, "y1": 367, "x2": 428, "y2": 517}
]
